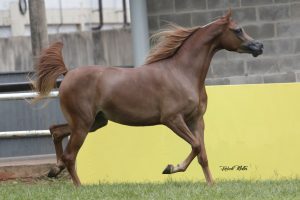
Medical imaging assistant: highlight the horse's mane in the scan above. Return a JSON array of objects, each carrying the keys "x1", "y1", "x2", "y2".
[{"x1": 145, "y1": 24, "x2": 199, "y2": 65}]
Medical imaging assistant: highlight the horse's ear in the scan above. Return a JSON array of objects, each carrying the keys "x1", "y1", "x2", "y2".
[{"x1": 223, "y1": 8, "x2": 232, "y2": 22}]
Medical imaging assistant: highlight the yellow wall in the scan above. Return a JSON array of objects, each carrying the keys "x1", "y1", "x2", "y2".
[{"x1": 77, "y1": 83, "x2": 300, "y2": 184}]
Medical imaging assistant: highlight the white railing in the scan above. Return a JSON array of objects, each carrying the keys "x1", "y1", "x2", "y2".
[
  {"x1": 0, "y1": 91, "x2": 58, "y2": 100},
  {"x1": 0, "y1": 130, "x2": 51, "y2": 138},
  {"x1": 0, "y1": 91, "x2": 59, "y2": 138}
]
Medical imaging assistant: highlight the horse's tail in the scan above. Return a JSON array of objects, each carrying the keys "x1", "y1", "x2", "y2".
[{"x1": 31, "y1": 42, "x2": 68, "y2": 103}]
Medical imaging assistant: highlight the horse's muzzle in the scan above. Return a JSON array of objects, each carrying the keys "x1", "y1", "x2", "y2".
[{"x1": 248, "y1": 41, "x2": 263, "y2": 57}]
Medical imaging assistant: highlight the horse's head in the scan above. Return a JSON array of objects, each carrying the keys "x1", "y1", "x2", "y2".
[{"x1": 217, "y1": 10, "x2": 263, "y2": 57}]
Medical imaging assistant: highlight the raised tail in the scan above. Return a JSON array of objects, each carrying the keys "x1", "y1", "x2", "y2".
[{"x1": 32, "y1": 42, "x2": 68, "y2": 103}]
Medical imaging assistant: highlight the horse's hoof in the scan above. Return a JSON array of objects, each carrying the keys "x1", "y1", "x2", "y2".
[
  {"x1": 47, "y1": 166, "x2": 61, "y2": 178},
  {"x1": 162, "y1": 164, "x2": 173, "y2": 174}
]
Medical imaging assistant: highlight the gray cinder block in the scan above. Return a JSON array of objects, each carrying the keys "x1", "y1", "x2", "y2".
[
  {"x1": 263, "y1": 72, "x2": 296, "y2": 83},
  {"x1": 159, "y1": 13, "x2": 192, "y2": 27},
  {"x1": 243, "y1": 23, "x2": 275, "y2": 39},
  {"x1": 147, "y1": 0, "x2": 175, "y2": 15},
  {"x1": 207, "y1": 0, "x2": 239, "y2": 9},
  {"x1": 241, "y1": 0, "x2": 273, "y2": 6},
  {"x1": 259, "y1": 5, "x2": 290, "y2": 21},
  {"x1": 175, "y1": 0, "x2": 206, "y2": 12},
  {"x1": 212, "y1": 60, "x2": 245, "y2": 78}
]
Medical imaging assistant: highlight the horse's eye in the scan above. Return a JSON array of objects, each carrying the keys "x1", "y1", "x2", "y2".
[{"x1": 234, "y1": 28, "x2": 243, "y2": 34}]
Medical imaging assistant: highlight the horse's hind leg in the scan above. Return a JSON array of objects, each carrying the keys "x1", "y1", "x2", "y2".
[
  {"x1": 48, "y1": 124, "x2": 71, "y2": 178},
  {"x1": 48, "y1": 112, "x2": 108, "y2": 178},
  {"x1": 61, "y1": 110, "x2": 109, "y2": 186},
  {"x1": 48, "y1": 112, "x2": 107, "y2": 178},
  {"x1": 62, "y1": 121, "x2": 91, "y2": 186}
]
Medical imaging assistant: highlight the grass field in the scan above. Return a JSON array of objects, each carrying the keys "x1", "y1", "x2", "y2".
[{"x1": 0, "y1": 179, "x2": 299, "y2": 200}]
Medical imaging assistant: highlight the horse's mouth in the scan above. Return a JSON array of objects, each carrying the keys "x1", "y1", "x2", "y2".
[
  {"x1": 239, "y1": 41, "x2": 263, "y2": 57},
  {"x1": 251, "y1": 49, "x2": 263, "y2": 57}
]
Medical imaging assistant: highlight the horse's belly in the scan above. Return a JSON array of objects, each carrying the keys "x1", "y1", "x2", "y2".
[
  {"x1": 100, "y1": 101, "x2": 161, "y2": 126},
  {"x1": 103, "y1": 110, "x2": 160, "y2": 126},
  {"x1": 108, "y1": 117, "x2": 159, "y2": 126}
]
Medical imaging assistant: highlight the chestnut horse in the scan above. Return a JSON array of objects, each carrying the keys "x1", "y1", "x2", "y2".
[{"x1": 32, "y1": 11, "x2": 263, "y2": 186}]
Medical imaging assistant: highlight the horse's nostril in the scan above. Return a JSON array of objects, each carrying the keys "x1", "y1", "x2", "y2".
[
  {"x1": 260, "y1": 43, "x2": 264, "y2": 49},
  {"x1": 255, "y1": 42, "x2": 263, "y2": 49}
]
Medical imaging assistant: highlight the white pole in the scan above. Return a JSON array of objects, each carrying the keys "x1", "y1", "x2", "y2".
[
  {"x1": 0, "y1": 130, "x2": 50, "y2": 138},
  {"x1": 28, "y1": 0, "x2": 49, "y2": 58},
  {"x1": 129, "y1": 0, "x2": 150, "y2": 67},
  {"x1": 0, "y1": 91, "x2": 58, "y2": 100}
]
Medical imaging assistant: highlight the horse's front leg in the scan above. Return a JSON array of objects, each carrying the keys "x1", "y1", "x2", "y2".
[
  {"x1": 162, "y1": 149, "x2": 197, "y2": 174},
  {"x1": 162, "y1": 115, "x2": 214, "y2": 186},
  {"x1": 193, "y1": 117, "x2": 214, "y2": 185},
  {"x1": 162, "y1": 115, "x2": 199, "y2": 174}
]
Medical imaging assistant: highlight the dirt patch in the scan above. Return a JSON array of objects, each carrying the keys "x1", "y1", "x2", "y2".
[
  {"x1": 0, "y1": 170, "x2": 70, "y2": 184},
  {"x1": 0, "y1": 172, "x2": 15, "y2": 181},
  {"x1": 0, "y1": 163, "x2": 70, "y2": 183}
]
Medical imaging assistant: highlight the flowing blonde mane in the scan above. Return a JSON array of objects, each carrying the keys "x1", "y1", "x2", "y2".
[{"x1": 145, "y1": 24, "x2": 199, "y2": 65}]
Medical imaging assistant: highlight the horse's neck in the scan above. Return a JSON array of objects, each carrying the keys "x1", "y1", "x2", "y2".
[{"x1": 172, "y1": 26, "x2": 221, "y2": 88}]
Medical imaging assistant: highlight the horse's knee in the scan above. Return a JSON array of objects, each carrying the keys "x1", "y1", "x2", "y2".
[{"x1": 191, "y1": 141, "x2": 201, "y2": 154}]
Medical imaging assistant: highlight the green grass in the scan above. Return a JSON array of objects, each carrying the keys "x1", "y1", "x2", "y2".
[{"x1": 0, "y1": 179, "x2": 299, "y2": 200}]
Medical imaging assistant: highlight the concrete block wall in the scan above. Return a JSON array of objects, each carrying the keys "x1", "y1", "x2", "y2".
[
  {"x1": 147, "y1": 0, "x2": 300, "y2": 85},
  {"x1": 0, "y1": 28, "x2": 133, "y2": 72}
]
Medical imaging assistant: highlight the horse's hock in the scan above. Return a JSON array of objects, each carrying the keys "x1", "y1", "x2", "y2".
[{"x1": 77, "y1": 83, "x2": 300, "y2": 184}]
